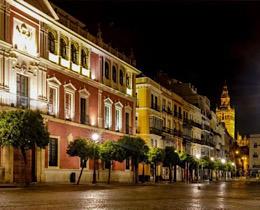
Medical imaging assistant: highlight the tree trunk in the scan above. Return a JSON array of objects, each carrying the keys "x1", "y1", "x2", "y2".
[
  {"x1": 77, "y1": 167, "x2": 84, "y2": 185},
  {"x1": 92, "y1": 159, "x2": 97, "y2": 184},
  {"x1": 108, "y1": 161, "x2": 111, "y2": 184},
  {"x1": 135, "y1": 163, "x2": 138, "y2": 184},
  {"x1": 21, "y1": 147, "x2": 29, "y2": 186},
  {"x1": 169, "y1": 165, "x2": 172, "y2": 183},
  {"x1": 154, "y1": 163, "x2": 157, "y2": 183},
  {"x1": 174, "y1": 164, "x2": 177, "y2": 182},
  {"x1": 142, "y1": 162, "x2": 145, "y2": 183}
]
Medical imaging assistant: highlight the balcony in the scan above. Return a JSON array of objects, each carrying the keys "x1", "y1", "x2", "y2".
[
  {"x1": 173, "y1": 111, "x2": 178, "y2": 117},
  {"x1": 178, "y1": 113, "x2": 182, "y2": 119},
  {"x1": 151, "y1": 104, "x2": 160, "y2": 112},
  {"x1": 80, "y1": 114, "x2": 90, "y2": 125},
  {"x1": 17, "y1": 95, "x2": 29, "y2": 109},
  {"x1": 150, "y1": 127, "x2": 162, "y2": 135},
  {"x1": 191, "y1": 120, "x2": 202, "y2": 129}
]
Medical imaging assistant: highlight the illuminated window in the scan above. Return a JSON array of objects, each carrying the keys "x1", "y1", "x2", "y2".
[
  {"x1": 16, "y1": 74, "x2": 29, "y2": 108},
  {"x1": 60, "y1": 38, "x2": 67, "y2": 59},
  {"x1": 71, "y1": 44, "x2": 78, "y2": 64},
  {"x1": 112, "y1": 65, "x2": 117, "y2": 83},
  {"x1": 115, "y1": 102, "x2": 123, "y2": 132},
  {"x1": 48, "y1": 32, "x2": 56, "y2": 54},
  {"x1": 104, "y1": 98, "x2": 113, "y2": 129},
  {"x1": 48, "y1": 87, "x2": 57, "y2": 116},
  {"x1": 119, "y1": 69, "x2": 124, "y2": 85},
  {"x1": 49, "y1": 138, "x2": 58, "y2": 167},
  {"x1": 105, "y1": 61, "x2": 110, "y2": 79},
  {"x1": 81, "y1": 49, "x2": 88, "y2": 68}
]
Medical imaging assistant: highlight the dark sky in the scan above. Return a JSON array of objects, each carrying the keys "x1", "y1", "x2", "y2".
[{"x1": 51, "y1": 0, "x2": 260, "y2": 135}]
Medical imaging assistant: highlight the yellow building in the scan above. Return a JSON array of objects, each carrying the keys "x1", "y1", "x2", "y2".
[
  {"x1": 136, "y1": 77, "x2": 183, "y2": 151},
  {"x1": 136, "y1": 76, "x2": 184, "y2": 180},
  {"x1": 216, "y1": 83, "x2": 235, "y2": 139}
]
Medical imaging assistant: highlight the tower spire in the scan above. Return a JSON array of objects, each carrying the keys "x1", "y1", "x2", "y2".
[{"x1": 220, "y1": 82, "x2": 230, "y2": 108}]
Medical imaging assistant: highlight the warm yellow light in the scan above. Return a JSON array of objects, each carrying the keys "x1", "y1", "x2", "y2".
[
  {"x1": 91, "y1": 133, "x2": 100, "y2": 142},
  {"x1": 235, "y1": 150, "x2": 239, "y2": 155}
]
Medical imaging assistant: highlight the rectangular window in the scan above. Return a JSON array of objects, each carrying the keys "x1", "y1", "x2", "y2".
[
  {"x1": 125, "y1": 112, "x2": 130, "y2": 134},
  {"x1": 151, "y1": 94, "x2": 154, "y2": 108},
  {"x1": 65, "y1": 92, "x2": 72, "y2": 120},
  {"x1": 48, "y1": 87, "x2": 57, "y2": 115},
  {"x1": 49, "y1": 138, "x2": 58, "y2": 167},
  {"x1": 105, "y1": 105, "x2": 111, "y2": 129},
  {"x1": 16, "y1": 74, "x2": 29, "y2": 108},
  {"x1": 115, "y1": 108, "x2": 121, "y2": 132},
  {"x1": 80, "y1": 97, "x2": 87, "y2": 124}
]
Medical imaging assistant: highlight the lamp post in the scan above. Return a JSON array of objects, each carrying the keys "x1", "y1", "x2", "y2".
[{"x1": 92, "y1": 133, "x2": 100, "y2": 184}]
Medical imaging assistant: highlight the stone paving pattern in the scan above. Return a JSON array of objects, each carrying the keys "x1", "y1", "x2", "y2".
[{"x1": 0, "y1": 181, "x2": 260, "y2": 210}]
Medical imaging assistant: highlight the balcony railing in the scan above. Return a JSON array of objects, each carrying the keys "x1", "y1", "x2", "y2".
[
  {"x1": 80, "y1": 115, "x2": 90, "y2": 125},
  {"x1": 151, "y1": 104, "x2": 160, "y2": 112},
  {"x1": 17, "y1": 95, "x2": 29, "y2": 109},
  {"x1": 150, "y1": 126, "x2": 162, "y2": 135}
]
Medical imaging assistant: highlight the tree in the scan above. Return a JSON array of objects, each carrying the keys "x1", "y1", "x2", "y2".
[
  {"x1": 0, "y1": 110, "x2": 50, "y2": 184},
  {"x1": 67, "y1": 138, "x2": 92, "y2": 184},
  {"x1": 163, "y1": 147, "x2": 180, "y2": 182},
  {"x1": 99, "y1": 140, "x2": 126, "y2": 184},
  {"x1": 117, "y1": 136, "x2": 148, "y2": 184},
  {"x1": 148, "y1": 147, "x2": 165, "y2": 183},
  {"x1": 179, "y1": 153, "x2": 198, "y2": 182}
]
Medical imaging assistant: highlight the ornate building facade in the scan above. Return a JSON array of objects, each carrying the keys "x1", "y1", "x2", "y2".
[
  {"x1": 0, "y1": 0, "x2": 140, "y2": 183},
  {"x1": 216, "y1": 83, "x2": 235, "y2": 139}
]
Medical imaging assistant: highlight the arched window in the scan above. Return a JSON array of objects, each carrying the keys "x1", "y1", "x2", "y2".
[
  {"x1": 119, "y1": 69, "x2": 124, "y2": 85},
  {"x1": 81, "y1": 49, "x2": 88, "y2": 68},
  {"x1": 105, "y1": 61, "x2": 110, "y2": 79},
  {"x1": 71, "y1": 44, "x2": 78, "y2": 64},
  {"x1": 48, "y1": 32, "x2": 55, "y2": 54},
  {"x1": 112, "y1": 65, "x2": 117, "y2": 83},
  {"x1": 126, "y1": 73, "x2": 130, "y2": 87},
  {"x1": 60, "y1": 38, "x2": 67, "y2": 59}
]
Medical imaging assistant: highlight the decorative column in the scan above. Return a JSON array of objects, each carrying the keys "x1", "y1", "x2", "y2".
[{"x1": 98, "y1": 89, "x2": 103, "y2": 128}]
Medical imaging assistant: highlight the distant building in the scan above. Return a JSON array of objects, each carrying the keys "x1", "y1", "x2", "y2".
[
  {"x1": 249, "y1": 134, "x2": 260, "y2": 176},
  {"x1": 216, "y1": 83, "x2": 235, "y2": 139}
]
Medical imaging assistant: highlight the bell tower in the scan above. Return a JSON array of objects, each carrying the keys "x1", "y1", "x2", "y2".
[{"x1": 216, "y1": 82, "x2": 235, "y2": 138}]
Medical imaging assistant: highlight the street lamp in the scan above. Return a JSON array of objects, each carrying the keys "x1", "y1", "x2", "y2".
[
  {"x1": 210, "y1": 157, "x2": 215, "y2": 161},
  {"x1": 92, "y1": 132, "x2": 100, "y2": 184}
]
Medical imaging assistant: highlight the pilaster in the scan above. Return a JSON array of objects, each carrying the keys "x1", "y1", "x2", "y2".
[{"x1": 98, "y1": 89, "x2": 103, "y2": 128}]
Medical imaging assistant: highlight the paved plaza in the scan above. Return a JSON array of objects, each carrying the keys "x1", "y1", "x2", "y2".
[{"x1": 0, "y1": 181, "x2": 260, "y2": 210}]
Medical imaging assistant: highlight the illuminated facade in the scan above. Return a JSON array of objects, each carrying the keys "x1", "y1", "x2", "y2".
[
  {"x1": 136, "y1": 77, "x2": 184, "y2": 180},
  {"x1": 216, "y1": 83, "x2": 235, "y2": 139},
  {"x1": 0, "y1": 0, "x2": 140, "y2": 183},
  {"x1": 249, "y1": 134, "x2": 260, "y2": 176}
]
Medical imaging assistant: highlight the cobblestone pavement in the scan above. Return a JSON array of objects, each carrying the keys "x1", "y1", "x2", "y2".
[{"x1": 1, "y1": 181, "x2": 260, "y2": 210}]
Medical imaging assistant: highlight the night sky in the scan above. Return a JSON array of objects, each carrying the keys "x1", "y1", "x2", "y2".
[{"x1": 51, "y1": 0, "x2": 260, "y2": 135}]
